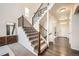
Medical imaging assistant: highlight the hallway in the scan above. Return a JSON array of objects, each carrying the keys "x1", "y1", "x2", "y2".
[{"x1": 41, "y1": 37, "x2": 79, "y2": 56}]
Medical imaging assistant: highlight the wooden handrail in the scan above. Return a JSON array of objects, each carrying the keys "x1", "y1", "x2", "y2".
[
  {"x1": 32, "y1": 3, "x2": 43, "y2": 19},
  {"x1": 39, "y1": 24, "x2": 47, "y2": 31},
  {"x1": 38, "y1": 32, "x2": 41, "y2": 55},
  {"x1": 32, "y1": 3, "x2": 49, "y2": 19},
  {"x1": 22, "y1": 15, "x2": 24, "y2": 27},
  {"x1": 32, "y1": 3, "x2": 43, "y2": 25},
  {"x1": 39, "y1": 24, "x2": 47, "y2": 40},
  {"x1": 32, "y1": 7, "x2": 47, "y2": 26},
  {"x1": 38, "y1": 24, "x2": 47, "y2": 55},
  {"x1": 32, "y1": 3, "x2": 49, "y2": 26}
]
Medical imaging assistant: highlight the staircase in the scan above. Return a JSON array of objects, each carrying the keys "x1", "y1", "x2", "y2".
[
  {"x1": 18, "y1": 3, "x2": 54, "y2": 55},
  {"x1": 23, "y1": 27, "x2": 48, "y2": 54}
]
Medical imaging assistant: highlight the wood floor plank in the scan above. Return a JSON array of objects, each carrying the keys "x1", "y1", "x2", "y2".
[
  {"x1": 41, "y1": 37, "x2": 79, "y2": 56},
  {"x1": 8, "y1": 43, "x2": 36, "y2": 56}
]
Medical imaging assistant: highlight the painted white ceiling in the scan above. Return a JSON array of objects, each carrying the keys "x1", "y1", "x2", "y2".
[
  {"x1": 16, "y1": 3, "x2": 41, "y2": 12},
  {"x1": 49, "y1": 3, "x2": 75, "y2": 21}
]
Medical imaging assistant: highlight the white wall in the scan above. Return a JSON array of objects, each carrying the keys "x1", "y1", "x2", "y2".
[
  {"x1": 25, "y1": 9, "x2": 34, "y2": 25},
  {"x1": 0, "y1": 3, "x2": 25, "y2": 36},
  {"x1": 17, "y1": 27, "x2": 37, "y2": 55},
  {"x1": 70, "y1": 13, "x2": 79, "y2": 50},
  {"x1": 48, "y1": 15, "x2": 56, "y2": 42}
]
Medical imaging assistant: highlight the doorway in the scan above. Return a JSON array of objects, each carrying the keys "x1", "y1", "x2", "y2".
[{"x1": 56, "y1": 21, "x2": 69, "y2": 37}]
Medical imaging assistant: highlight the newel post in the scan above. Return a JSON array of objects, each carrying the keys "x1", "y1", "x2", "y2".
[{"x1": 38, "y1": 32, "x2": 41, "y2": 55}]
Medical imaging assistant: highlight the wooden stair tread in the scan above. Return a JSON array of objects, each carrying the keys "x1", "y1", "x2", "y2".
[
  {"x1": 40, "y1": 43, "x2": 48, "y2": 53},
  {"x1": 23, "y1": 27, "x2": 48, "y2": 55},
  {"x1": 32, "y1": 39, "x2": 45, "y2": 48},
  {"x1": 27, "y1": 32, "x2": 38, "y2": 36},
  {"x1": 25, "y1": 30, "x2": 36, "y2": 33},
  {"x1": 30, "y1": 38, "x2": 38, "y2": 43},
  {"x1": 28, "y1": 35, "x2": 38, "y2": 38}
]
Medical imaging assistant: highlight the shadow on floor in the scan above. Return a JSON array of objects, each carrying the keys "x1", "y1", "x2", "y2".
[{"x1": 41, "y1": 37, "x2": 79, "y2": 56}]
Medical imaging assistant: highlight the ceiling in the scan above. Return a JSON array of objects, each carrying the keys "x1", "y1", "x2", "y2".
[
  {"x1": 49, "y1": 3, "x2": 75, "y2": 21},
  {"x1": 16, "y1": 3, "x2": 41, "y2": 12}
]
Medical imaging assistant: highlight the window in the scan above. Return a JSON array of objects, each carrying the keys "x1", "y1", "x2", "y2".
[{"x1": 25, "y1": 8, "x2": 29, "y2": 17}]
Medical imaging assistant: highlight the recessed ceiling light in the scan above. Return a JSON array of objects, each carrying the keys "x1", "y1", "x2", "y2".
[
  {"x1": 60, "y1": 8, "x2": 66, "y2": 12},
  {"x1": 57, "y1": 8, "x2": 66, "y2": 13}
]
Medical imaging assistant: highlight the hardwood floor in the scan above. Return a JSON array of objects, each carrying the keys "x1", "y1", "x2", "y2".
[
  {"x1": 0, "y1": 43, "x2": 36, "y2": 56},
  {"x1": 0, "y1": 37, "x2": 79, "y2": 56},
  {"x1": 8, "y1": 43, "x2": 36, "y2": 56},
  {"x1": 41, "y1": 37, "x2": 79, "y2": 56}
]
